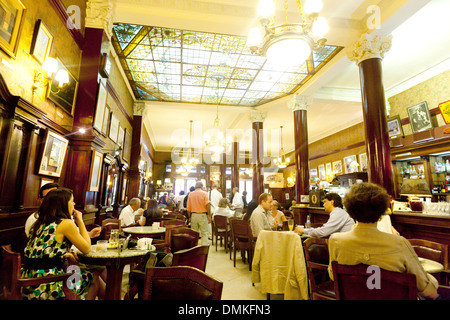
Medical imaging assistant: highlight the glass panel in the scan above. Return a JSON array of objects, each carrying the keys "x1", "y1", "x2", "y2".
[{"x1": 112, "y1": 24, "x2": 342, "y2": 106}]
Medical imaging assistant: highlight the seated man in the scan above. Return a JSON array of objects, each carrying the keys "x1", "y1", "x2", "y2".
[
  {"x1": 250, "y1": 193, "x2": 273, "y2": 238},
  {"x1": 328, "y1": 182, "x2": 439, "y2": 299},
  {"x1": 119, "y1": 197, "x2": 142, "y2": 227},
  {"x1": 295, "y1": 193, "x2": 354, "y2": 237}
]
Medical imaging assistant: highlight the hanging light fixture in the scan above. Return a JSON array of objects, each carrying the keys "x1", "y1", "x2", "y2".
[
  {"x1": 204, "y1": 75, "x2": 227, "y2": 154},
  {"x1": 274, "y1": 126, "x2": 290, "y2": 168},
  {"x1": 181, "y1": 120, "x2": 199, "y2": 173},
  {"x1": 247, "y1": 0, "x2": 329, "y2": 69}
]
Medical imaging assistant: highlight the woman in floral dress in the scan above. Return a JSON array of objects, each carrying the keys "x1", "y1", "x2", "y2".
[{"x1": 21, "y1": 188, "x2": 102, "y2": 300}]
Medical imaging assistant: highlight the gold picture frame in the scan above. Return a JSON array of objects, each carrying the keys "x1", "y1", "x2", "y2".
[
  {"x1": 93, "y1": 80, "x2": 107, "y2": 133},
  {"x1": 47, "y1": 57, "x2": 78, "y2": 116},
  {"x1": 38, "y1": 130, "x2": 69, "y2": 177},
  {"x1": 88, "y1": 149, "x2": 103, "y2": 192},
  {"x1": 0, "y1": 0, "x2": 25, "y2": 58},
  {"x1": 30, "y1": 19, "x2": 53, "y2": 64}
]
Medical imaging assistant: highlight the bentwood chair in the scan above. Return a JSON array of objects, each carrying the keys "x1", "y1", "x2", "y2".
[
  {"x1": 408, "y1": 239, "x2": 448, "y2": 284},
  {"x1": 302, "y1": 238, "x2": 336, "y2": 300},
  {"x1": 142, "y1": 266, "x2": 223, "y2": 300},
  {"x1": 1, "y1": 245, "x2": 79, "y2": 300},
  {"x1": 331, "y1": 261, "x2": 418, "y2": 300},
  {"x1": 229, "y1": 219, "x2": 255, "y2": 271},
  {"x1": 212, "y1": 215, "x2": 230, "y2": 253},
  {"x1": 166, "y1": 226, "x2": 200, "y2": 253},
  {"x1": 101, "y1": 218, "x2": 121, "y2": 240}
]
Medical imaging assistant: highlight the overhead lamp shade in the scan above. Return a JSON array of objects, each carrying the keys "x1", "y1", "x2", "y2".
[
  {"x1": 257, "y1": 0, "x2": 275, "y2": 18},
  {"x1": 247, "y1": 27, "x2": 263, "y2": 47},
  {"x1": 304, "y1": 0, "x2": 323, "y2": 14},
  {"x1": 266, "y1": 38, "x2": 312, "y2": 69},
  {"x1": 312, "y1": 17, "x2": 329, "y2": 37}
]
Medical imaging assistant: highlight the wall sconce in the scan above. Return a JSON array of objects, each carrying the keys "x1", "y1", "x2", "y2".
[{"x1": 32, "y1": 57, "x2": 70, "y2": 98}]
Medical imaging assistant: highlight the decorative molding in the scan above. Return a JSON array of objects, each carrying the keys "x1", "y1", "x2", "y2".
[
  {"x1": 133, "y1": 102, "x2": 146, "y2": 116},
  {"x1": 249, "y1": 109, "x2": 266, "y2": 123},
  {"x1": 86, "y1": 0, "x2": 115, "y2": 39},
  {"x1": 347, "y1": 33, "x2": 393, "y2": 65},
  {"x1": 287, "y1": 94, "x2": 313, "y2": 112},
  {"x1": 48, "y1": 0, "x2": 85, "y2": 50}
]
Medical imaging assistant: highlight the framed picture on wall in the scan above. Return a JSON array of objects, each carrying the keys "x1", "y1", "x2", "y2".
[
  {"x1": 88, "y1": 149, "x2": 103, "y2": 192},
  {"x1": 332, "y1": 160, "x2": 342, "y2": 174},
  {"x1": 438, "y1": 100, "x2": 450, "y2": 124},
  {"x1": 326, "y1": 162, "x2": 332, "y2": 177},
  {"x1": 0, "y1": 0, "x2": 25, "y2": 58},
  {"x1": 102, "y1": 104, "x2": 110, "y2": 135},
  {"x1": 387, "y1": 115, "x2": 403, "y2": 138},
  {"x1": 109, "y1": 113, "x2": 119, "y2": 142},
  {"x1": 318, "y1": 164, "x2": 325, "y2": 180},
  {"x1": 123, "y1": 129, "x2": 131, "y2": 163},
  {"x1": 117, "y1": 126, "x2": 125, "y2": 147},
  {"x1": 30, "y1": 19, "x2": 53, "y2": 64},
  {"x1": 407, "y1": 101, "x2": 433, "y2": 133},
  {"x1": 38, "y1": 130, "x2": 69, "y2": 177},
  {"x1": 344, "y1": 155, "x2": 357, "y2": 173},
  {"x1": 47, "y1": 58, "x2": 78, "y2": 116},
  {"x1": 359, "y1": 153, "x2": 368, "y2": 171},
  {"x1": 99, "y1": 52, "x2": 112, "y2": 78},
  {"x1": 93, "y1": 80, "x2": 108, "y2": 133}
]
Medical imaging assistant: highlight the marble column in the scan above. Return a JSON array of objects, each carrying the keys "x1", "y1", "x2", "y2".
[
  {"x1": 347, "y1": 33, "x2": 394, "y2": 196},
  {"x1": 288, "y1": 94, "x2": 312, "y2": 204},
  {"x1": 251, "y1": 110, "x2": 266, "y2": 201}
]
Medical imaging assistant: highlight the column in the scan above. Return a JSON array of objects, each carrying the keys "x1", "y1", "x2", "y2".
[
  {"x1": 251, "y1": 110, "x2": 266, "y2": 201},
  {"x1": 347, "y1": 33, "x2": 394, "y2": 196},
  {"x1": 127, "y1": 102, "x2": 145, "y2": 198},
  {"x1": 231, "y1": 141, "x2": 239, "y2": 190},
  {"x1": 288, "y1": 94, "x2": 312, "y2": 204},
  {"x1": 67, "y1": 0, "x2": 113, "y2": 207}
]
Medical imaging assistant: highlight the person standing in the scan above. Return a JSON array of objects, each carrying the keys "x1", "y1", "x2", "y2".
[
  {"x1": 186, "y1": 181, "x2": 211, "y2": 246},
  {"x1": 231, "y1": 187, "x2": 244, "y2": 218},
  {"x1": 208, "y1": 183, "x2": 223, "y2": 214}
]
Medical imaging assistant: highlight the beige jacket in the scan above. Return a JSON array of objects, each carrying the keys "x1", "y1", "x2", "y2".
[{"x1": 251, "y1": 230, "x2": 309, "y2": 300}]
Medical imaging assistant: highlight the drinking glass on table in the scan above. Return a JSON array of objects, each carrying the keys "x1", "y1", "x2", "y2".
[
  {"x1": 109, "y1": 229, "x2": 119, "y2": 247},
  {"x1": 288, "y1": 219, "x2": 294, "y2": 231}
]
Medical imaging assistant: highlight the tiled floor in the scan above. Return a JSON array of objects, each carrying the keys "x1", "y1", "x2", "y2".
[{"x1": 120, "y1": 238, "x2": 276, "y2": 300}]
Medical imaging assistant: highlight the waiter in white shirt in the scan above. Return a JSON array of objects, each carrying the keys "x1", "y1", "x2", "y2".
[
  {"x1": 231, "y1": 187, "x2": 244, "y2": 218},
  {"x1": 209, "y1": 183, "x2": 223, "y2": 214}
]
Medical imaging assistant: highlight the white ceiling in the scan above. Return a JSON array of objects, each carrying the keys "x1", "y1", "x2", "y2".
[{"x1": 112, "y1": 0, "x2": 450, "y2": 156}]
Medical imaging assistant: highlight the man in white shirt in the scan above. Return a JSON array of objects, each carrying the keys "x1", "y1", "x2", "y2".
[
  {"x1": 119, "y1": 197, "x2": 142, "y2": 227},
  {"x1": 209, "y1": 183, "x2": 223, "y2": 214},
  {"x1": 250, "y1": 193, "x2": 273, "y2": 238},
  {"x1": 231, "y1": 187, "x2": 244, "y2": 218}
]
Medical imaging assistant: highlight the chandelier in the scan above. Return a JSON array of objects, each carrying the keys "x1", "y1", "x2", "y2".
[
  {"x1": 181, "y1": 120, "x2": 199, "y2": 175},
  {"x1": 247, "y1": 0, "x2": 329, "y2": 69},
  {"x1": 274, "y1": 126, "x2": 290, "y2": 168},
  {"x1": 204, "y1": 75, "x2": 227, "y2": 154}
]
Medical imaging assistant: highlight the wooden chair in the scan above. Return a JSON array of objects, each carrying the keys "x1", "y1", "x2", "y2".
[
  {"x1": 160, "y1": 219, "x2": 186, "y2": 228},
  {"x1": 212, "y1": 215, "x2": 230, "y2": 253},
  {"x1": 1, "y1": 245, "x2": 79, "y2": 300},
  {"x1": 331, "y1": 261, "x2": 418, "y2": 300},
  {"x1": 166, "y1": 226, "x2": 200, "y2": 253},
  {"x1": 172, "y1": 245, "x2": 210, "y2": 271},
  {"x1": 166, "y1": 213, "x2": 186, "y2": 222},
  {"x1": 408, "y1": 238, "x2": 448, "y2": 284},
  {"x1": 229, "y1": 219, "x2": 255, "y2": 271},
  {"x1": 142, "y1": 266, "x2": 223, "y2": 300},
  {"x1": 302, "y1": 238, "x2": 336, "y2": 300},
  {"x1": 101, "y1": 218, "x2": 121, "y2": 240}
]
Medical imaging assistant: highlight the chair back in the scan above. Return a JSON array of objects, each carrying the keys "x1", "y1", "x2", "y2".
[
  {"x1": 408, "y1": 239, "x2": 448, "y2": 269},
  {"x1": 166, "y1": 213, "x2": 186, "y2": 222},
  {"x1": 331, "y1": 261, "x2": 418, "y2": 300},
  {"x1": 230, "y1": 219, "x2": 253, "y2": 243},
  {"x1": 302, "y1": 238, "x2": 335, "y2": 300},
  {"x1": 213, "y1": 215, "x2": 228, "y2": 229},
  {"x1": 142, "y1": 266, "x2": 223, "y2": 300},
  {"x1": 101, "y1": 218, "x2": 121, "y2": 240},
  {"x1": 1, "y1": 245, "x2": 78, "y2": 300},
  {"x1": 160, "y1": 219, "x2": 186, "y2": 228},
  {"x1": 169, "y1": 227, "x2": 200, "y2": 252},
  {"x1": 172, "y1": 245, "x2": 210, "y2": 271}
]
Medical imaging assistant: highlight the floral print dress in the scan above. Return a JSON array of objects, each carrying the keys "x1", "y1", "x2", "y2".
[{"x1": 21, "y1": 220, "x2": 93, "y2": 300}]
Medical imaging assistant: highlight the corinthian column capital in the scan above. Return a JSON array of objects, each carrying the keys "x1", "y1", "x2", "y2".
[
  {"x1": 86, "y1": 0, "x2": 115, "y2": 39},
  {"x1": 250, "y1": 109, "x2": 267, "y2": 123},
  {"x1": 347, "y1": 33, "x2": 393, "y2": 65},
  {"x1": 287, "y1": 94, "x2": 313, "y2": 112}
]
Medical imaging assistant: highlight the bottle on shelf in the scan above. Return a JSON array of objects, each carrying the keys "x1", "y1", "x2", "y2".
[{"x1": 305, "y1": 215, "x2": 311, "y2": 229}]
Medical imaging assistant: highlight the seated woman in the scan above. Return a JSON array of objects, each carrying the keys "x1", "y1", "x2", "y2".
[
  {"x1": 328, "y1": 182, "x2": 439, "y2": 300},
  {"x1": 213, "y1": 198, "x2": 234, "y2": 218},
  {"x1": 268, "y1": 200, "x2": 287, "y2": 230},
  {"x1": 22, "y1": 188, "x2": 104, "y2": 300},
  {"x1": 139, "y1": 199, "x2": 164, "y2": 226}
]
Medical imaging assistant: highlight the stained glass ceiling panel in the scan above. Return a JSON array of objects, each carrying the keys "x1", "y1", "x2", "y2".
[{"x1": 112, "y1": 24, "x2": 343, "y2": 107}]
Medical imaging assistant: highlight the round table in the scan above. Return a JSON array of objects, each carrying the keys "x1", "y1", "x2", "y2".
[
  {"x1": 123, "y1": 226, "x2": 166, "y2": 239},
  {"x1": 78, "y1": 248, "x2": 149, "y2": 300},
  {"x1": 419, "y1": 257, "x2": 444, "y2": 274}
]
